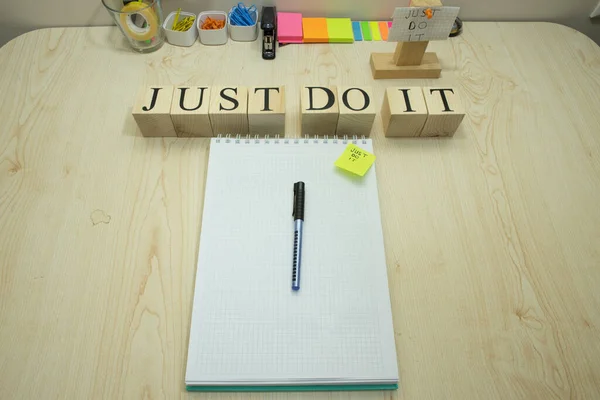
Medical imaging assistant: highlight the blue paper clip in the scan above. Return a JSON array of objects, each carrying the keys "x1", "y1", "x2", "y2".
[{"x1": 229, "y1": 2, "x2": 257, "y2": 26}]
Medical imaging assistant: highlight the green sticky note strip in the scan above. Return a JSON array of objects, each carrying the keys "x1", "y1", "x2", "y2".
[
  {"x1": 369, "y1": 21, "x2": 381, "y2": 40},
  {"x1": 326, "y1": 18, "x2": 354, "y2": 43},
  {"x1": 360, "y1": 21, "x2": 372, "y2": 41},
  {"x1": 334, "y1": 143, "x2": 376, "y2": 177}
]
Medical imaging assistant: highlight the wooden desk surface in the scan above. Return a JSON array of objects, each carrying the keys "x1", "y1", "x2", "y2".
[{"x1": 1, "y1": 22, "x2": 600, "y2": 399}]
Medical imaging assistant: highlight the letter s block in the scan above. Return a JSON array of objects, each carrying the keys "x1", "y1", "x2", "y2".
[
  {"x1": 301, "y1": 86, "x2": 339, "y2": 136},
  {"x1": 336, "y1": 86, "x2": 376, "y2": 136},
  {"x1": 132, "y1": 85, "x2": 177, "y2": 137},
  {"x1": 248, "y1": 86, "x2": 286, "y2": 136},
  {"x1": 209, "y1": 86, "x2": 249, "y2": 135},
  {"x1": 170, "y1": 86, "x2": 212, "y2": 137},
  {"x1": 420, "y1": 87, "x2": 465, "y2": 137}
]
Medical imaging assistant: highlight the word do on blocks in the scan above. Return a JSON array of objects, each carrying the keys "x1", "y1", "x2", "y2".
[
  {"x1": 381, "y1": 86, "x2": 465, "y2": 137},
  {"x1": 132, "y1": 85, "x2": 286, "y2": 137}
]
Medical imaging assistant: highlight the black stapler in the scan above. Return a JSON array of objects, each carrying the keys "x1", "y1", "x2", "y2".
[{"x1": 261, "y1": 6, "x2": 276, "y2": 60}]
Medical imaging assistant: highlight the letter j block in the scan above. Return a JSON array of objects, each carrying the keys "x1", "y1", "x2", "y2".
[
  {"x1": 301, "y1": 86, "x2": 339, "y2": 136},
  {"x1": 132, "y1": 85, "x2": 177, "y2": 137}
]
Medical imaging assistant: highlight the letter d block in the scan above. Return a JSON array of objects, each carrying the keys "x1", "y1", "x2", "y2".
[
  {"x1": 248, "y1": 86, "x2": 286, "y2": 135},
  {"x1": 170, "y1": 86, "x2": 212, "y2": 137},
  {"x1": 421, "y1": 87, "x2": 465, "y2": 137},
  {"x1": 381, "y1": 87, "x2": 427, "y2": 137},
  {"x1": 336, "y1": 86, "x2": 376, "y2": 136},
  {"x1": 132, "y1": 85, "x2": 177, "y2": 137},
  {"x1": 301, "y1": 86, "x2": 339, "y2": 136},
  {"x1": 209, "y1": 86, "x2": 249, "y2": 134}
]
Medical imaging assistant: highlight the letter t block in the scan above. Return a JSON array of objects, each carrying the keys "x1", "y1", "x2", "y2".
[{"x1": 248, "y1": 86, "x2": 286, "y2": 136}]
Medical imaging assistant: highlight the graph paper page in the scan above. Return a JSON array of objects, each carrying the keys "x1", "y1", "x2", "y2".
[{"x1": 185, "y1": 138, "x2": 398, "y2": 386}]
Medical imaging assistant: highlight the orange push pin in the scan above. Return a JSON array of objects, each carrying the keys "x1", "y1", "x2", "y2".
[{"x1": 424, "y1": 8, "x2": 433, "y2": 19}]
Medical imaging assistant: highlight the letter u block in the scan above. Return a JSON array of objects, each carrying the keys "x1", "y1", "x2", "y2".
[
  {"x1": 170, "y1": 86, "x2": 212, "y2": 137},
  {"x1": 300, "y1": 86, "x2": 339, "y2": 136}
]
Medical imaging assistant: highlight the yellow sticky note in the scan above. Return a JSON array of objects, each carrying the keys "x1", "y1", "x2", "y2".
[{"x1": 334, "y1": 143, "x2": 376, "y2": 176}]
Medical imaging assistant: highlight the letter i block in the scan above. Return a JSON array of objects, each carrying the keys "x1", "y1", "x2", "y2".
[
  {"x1": 336, "y1": 86, "x2": 376, "y2": 136},
  {"x1": 248, "y1": 86, "x2": 286, "y2": 136},
  {"x1": 420, "y1": 87, "x2": 465, "y2": 137},
  {"x1": 209, "y1": 86, "x2": 249, "y2": 135},
  {"x1": 132, "y1": 85, "x2": 177, "y2": 137},
  {"x1": 170, "y1": 86, "x2": 212, "y2": 137},
  {"x1": 301, "y1": 86, "x2": 339, "y2": 136},
  {"x1": 381, "y1": 87, "x2": 428, "y2": 137}
]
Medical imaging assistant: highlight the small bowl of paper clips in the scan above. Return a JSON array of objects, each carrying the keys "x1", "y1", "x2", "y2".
[
  {"x1": 228, "y1": 2, "x2": 258, "y2": 42},
  {"x1": 164, "y1": 8, "x2": 198, "y2": 47}
]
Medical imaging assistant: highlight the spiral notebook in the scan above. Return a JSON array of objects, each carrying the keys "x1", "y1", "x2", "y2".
[{"x1": 185, "y1": 137, "x2": 399, "y2": 391}]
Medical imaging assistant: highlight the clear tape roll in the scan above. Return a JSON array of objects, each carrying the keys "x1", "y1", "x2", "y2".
[{"x1": 119, "y1": 2, "x2": 159, "y2": 41}]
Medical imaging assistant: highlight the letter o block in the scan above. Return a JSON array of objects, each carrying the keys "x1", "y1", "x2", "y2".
[
  {"x1": 300, "y1": 86, "x2": 339, "y2": 136},
  {"x1": 336, "y1": 86, "x2": 376, "y2": 136}
]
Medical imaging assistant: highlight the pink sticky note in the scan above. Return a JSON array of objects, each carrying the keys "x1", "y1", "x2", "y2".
[
  {"x1": 278, "y1": 12, "x2": 303, "y2": 43},
  {"x1": 387, "y1": 21, "x2": 392, "y2": 28}
]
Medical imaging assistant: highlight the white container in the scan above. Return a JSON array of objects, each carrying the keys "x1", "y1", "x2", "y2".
[
  {"x1": 228, "y1": 8, "x2": 259, "y2": 42},
  {"x1": 197, "y1": 11, "x2": 228, "y2": 45},
  {"x1": 163, "y1": 11, "x2": 198, "y2": 47}
]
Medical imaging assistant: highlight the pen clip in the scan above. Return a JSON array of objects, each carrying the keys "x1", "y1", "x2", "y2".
[{"x1": 292, "y1": 190, "x2": 296, "y2": 218}]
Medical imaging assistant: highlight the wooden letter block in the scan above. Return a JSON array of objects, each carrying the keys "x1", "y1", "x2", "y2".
[
  {"x1": 132, "y1": 85, "x2": 176, "y2": 137},
  {"x1": 170, "y1": 86, "x2": 212, "y2": 137},
  {"x1": 209, "y1": 86, "x2": 249, "y2": 134},
  {"x1": 301, "y1": 86, "x2": 339, "y2": 136},
  {"x1": 381, "y1": 87, "x2": 428, "y2": 137},
  {"x1": 248, "y1": 86, "x2": 286, "y2": 135},
  {"x1": 336, "y1": 86, "x2": 376, "y2": 136},
  {"x1": 421, "y1": 87, "x2": 465, "y2": 137}
]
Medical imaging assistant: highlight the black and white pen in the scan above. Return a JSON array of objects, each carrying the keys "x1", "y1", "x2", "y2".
[{"x1": 292, "y1": 182, "x2": 305, "y2": 291}]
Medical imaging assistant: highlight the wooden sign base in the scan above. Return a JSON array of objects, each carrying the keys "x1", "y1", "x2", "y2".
[
  {"x1": 370, "y1": 52, "x2": 441, "y2": 79},
  {"x1": 371, "y1": 41, "x2": 441, "y2": 79}
]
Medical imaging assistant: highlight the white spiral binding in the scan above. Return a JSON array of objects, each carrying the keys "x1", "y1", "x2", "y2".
[{"x1": 215, "y1": 134, "x2": 367, "y2": 144}]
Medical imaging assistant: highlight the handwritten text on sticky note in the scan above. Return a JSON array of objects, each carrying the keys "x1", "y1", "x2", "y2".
[{"x1": 334, "y1": 143, "x2": 376, "y2": 176}]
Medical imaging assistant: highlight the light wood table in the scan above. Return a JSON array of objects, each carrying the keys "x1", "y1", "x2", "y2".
[{"x1": 1, "y1": 22, "x2": 600, "y2": 399}]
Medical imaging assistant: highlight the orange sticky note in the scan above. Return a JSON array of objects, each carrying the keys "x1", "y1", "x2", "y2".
[
  {"x1": 302, "y1": 18, "x2": 328, "y2": 43},
  {"x1": 378, "y1": 21, "x2": 389, "y2": 41}
]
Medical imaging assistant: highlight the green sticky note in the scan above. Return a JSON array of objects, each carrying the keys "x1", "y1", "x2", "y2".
[
  {"x1": 334, "y1": 143, "x2": 376, "y2": 176},
  {"x1": 326, "y1": 18, "x2": 354, "y2": 43},
  {"x1": 360, "y1": 21, "x2": 372, "y2": 41}
]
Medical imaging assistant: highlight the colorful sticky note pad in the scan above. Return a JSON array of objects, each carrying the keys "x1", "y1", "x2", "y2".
[
  {"x1": 378, "y1": 21, "x2": 389, "y2": 41},
  {"x1": 360, "y1": 21, "x2": 372, "y2": 41},
  {"x1": 369, "y1": 22, "x2": 381, "y2": 41},
  {"x1": 335, "y1": 143, "x2": 376, "y2": 177},
  {"x1": 302, "y1": 18, "x2": 328, "y2": 43},
  {"x1": 326, "y1": 18, "x2": 354, "y2": 43},
  {"x1": 278, "y1": 12, "x2": 303, "y2": 43},
  {"x1": 352, "y1": 21, "x2": 363, "y2": 41}
]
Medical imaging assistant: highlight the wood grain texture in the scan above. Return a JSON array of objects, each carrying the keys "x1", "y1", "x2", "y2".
[
  {"x1": 1, "y1": 23, "x2": 600, "y2": 399},
  {"x1": 393, "y1": 41, "x2": 429, "y2": 66}
]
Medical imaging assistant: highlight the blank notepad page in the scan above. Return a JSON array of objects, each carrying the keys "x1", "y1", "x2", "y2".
[{"x1": 185, "y1": 138, "x2": 398, "y2": 386}]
